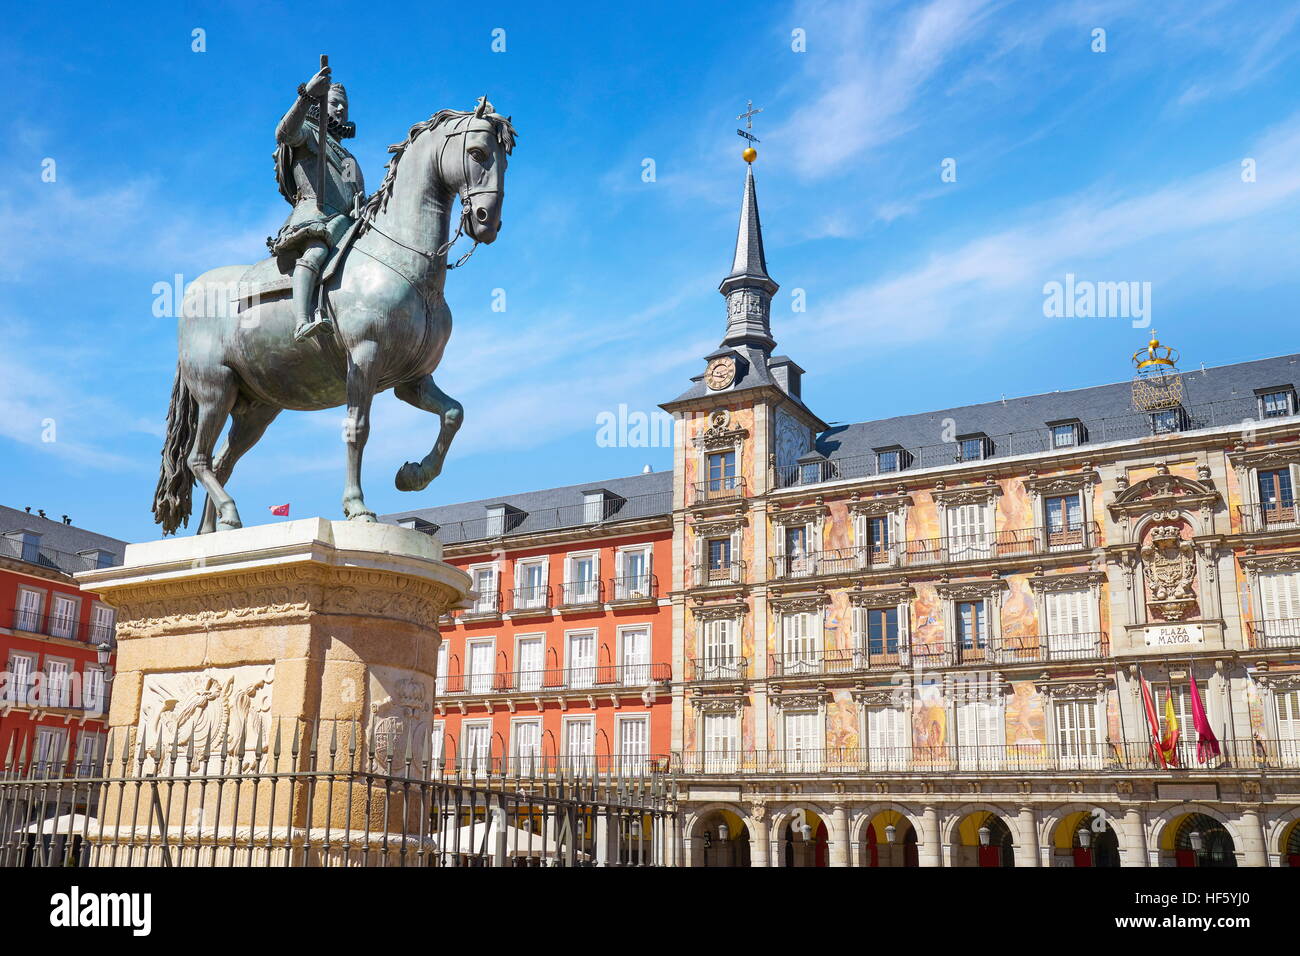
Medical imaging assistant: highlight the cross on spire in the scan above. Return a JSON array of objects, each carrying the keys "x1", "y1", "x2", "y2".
[{"x1": 738, "y1": 99, "x2": 763, "y2": 131}]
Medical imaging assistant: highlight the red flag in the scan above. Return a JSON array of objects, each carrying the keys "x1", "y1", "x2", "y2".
[
  {"x1": 1139, "y1": 673, "x2": 1167, "y2": 768},
  {"x1": 1190, "y1": 676, "x2": 1222, "y2": 763},
  {"x1": 269, "y1": 504, "x2": 290, "y2": 517}
]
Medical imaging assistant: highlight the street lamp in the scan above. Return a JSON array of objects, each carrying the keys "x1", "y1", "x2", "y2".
[
  {"x1": 95, "y1": 642, "x2": 115, "y2": 684},
  {"x1": 800, "y1": 823, "x2": 813, "y2": 842},
  {"x1": 978, "y1": 825, "x2": 991, "y2": 847},
  {"x1": 1077, "y1": 827, "x2": 1092, "y2": 850},
  {"x1": 885, "y1": 823, "x2": 897, "y2": 844},
  {"x1": 1189, "y1": 831, "x2": 1203, "y2": 853},
  {"x1": 717, "y1": 823, "x2": 728, "y2": 842}
]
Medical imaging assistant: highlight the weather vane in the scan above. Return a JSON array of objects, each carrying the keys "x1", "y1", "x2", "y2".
[{"x1": 737, "y1": 99, "x2": 762, "y2": 163}]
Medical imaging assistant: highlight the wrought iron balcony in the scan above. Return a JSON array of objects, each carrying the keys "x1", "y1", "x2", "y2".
[
  {"x1": 461, "y1": 590, "x2": 502, "y2": 619},
  {"x1": 0, "y1": 536, "x2": 120, "y2": 576},
  {"x1": 438, "y1": 661, "x2": 670, "y2": 697},
  {"x1": 1247, "y1": 618, "x2": 1300, "y2": 650},
  {"x1": 692, "y1": 475, "x2": 746, "y2": 505},
  {"x1": 558, "y1": 579, "x2": 604, "y2": 607},
  {"x1": 9, "y1": 607, "x2": 114, "y2": 644},
  {"x1": 508, "y1": 585, "x2": 553, "y2": 615},
  {"x1": 609, "y1": 574, "x2": 658, "y2": 603},
  {"x1": 676, "y1": 738, "x2": 1300, "y2": 776},
  {"x1": 438, "y1": 752, "x2": 672, "y2": 779},
  {"x1": 1238, "y1": 503, "x2": 1300, "y2": 533},
  {"x1": 769, "y1": 525, "x2": 1099, "y2": 580},
  {"x1": 689, "y1": 560, "x2": 747, "y2": 588},
  {"x1": 767, "y1": 633, "x2": 1109, "y2": 677},
  {"x1": 687, "y1": 656, "x2": 748, "y2": 682}
]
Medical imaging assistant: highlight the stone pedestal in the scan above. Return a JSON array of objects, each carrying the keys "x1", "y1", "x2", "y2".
[{"x1": 75, "y1": 518, "x2": 469, "y2": 865}]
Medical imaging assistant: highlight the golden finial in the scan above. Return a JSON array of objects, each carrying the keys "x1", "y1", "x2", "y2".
[
  {"x1": 743, "y1": 146, "x2": 757, "y2": 163},
  {"x1": 1132, "y1": 330, "x2": 1179, "y2": 372}
]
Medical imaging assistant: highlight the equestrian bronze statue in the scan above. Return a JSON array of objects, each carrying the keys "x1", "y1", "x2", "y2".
[{"x1": 152, "y1": 61, "x2": 516, "y2": 534}]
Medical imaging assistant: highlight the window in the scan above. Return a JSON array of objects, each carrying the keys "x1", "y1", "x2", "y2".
[
  {"x1": 467, "y1": 640, "x2": 495, "y2": 694},
  {"x1": 856, "y1": 513, "x2": 894, "y2": 568},
  {"x1": 462, "y1": 722, "x2": 492, "y2": 772},
  {"x1": 1044, "y1": 588, "x2": 1099, "y2": 659},
  {"x1": 583, "y1": 492, "x2": 605, "y2": 524},
  {"x1": 470, "y1": 566, "x2": 498, "y2": 613},
  {"x1": 956, "y1": 698, "x2": 1004, "y2": 769},
  {"x1": 1258, "y1": 468, "x2": 1295, "y2": 512},
  {"x1": 1259, "y1": 388, "x2": 1295, "y2": 419},
  {"x1": 620, "y1": 626, "x2": 650, "y2": 685},
  {"x1": 564, "y1": 718, "x2": 594, "y2": 773},
  {"x1": 565, "y1": 553, "x2": 598, "y2": 604},
  {"x1": 1045, "y1": 494, "x2": 1084, "y2": 550},
  {"x1": 34, "y1": 727, "x2": 67, "y2": 776},
  {"x1": 780, "y1": 611, "x2": 821, "y2": 675},
  {"x1": 485, "y1": 505, "x2": 505, "y2": 538},
  {"x1": 1258, "y1": 571, "x2": 1300, "y2": 645},
  {"x1": 74, "y1": 731, "x2": 104, "y2": 776},
  {"x1": 617, "y1": 716, "x2": 649, "y2": 773},
  {"x1": 866, "y1": 701, "x2": 909, "y2": 770},
  {"x1": 89, "y1": 604, "x2": 115, "y2": 643},
  {"x1": 957, "y1": 601, "x2": 986, "y2": 651},
  {"x1": 700, "y1": 617, "x2": 738, "y2": 679},
  {"x1": 866, "y1": 607, "x2": 899, "y2": 656},
  {"x1": 435, "y1": 642, "x2": 448, "y2": 696},
  {"x1": 1277, "y1": 688, "x2": 1300, "y2": 742},
  {"x1": 432, "y1": 720, "x2": 446, "y2": 767},
  {"x1": 1054, "y1": 698, "x2": 1101, "y2": 769},
  {"x1": 1154, "y1": 685, "x2": 1196, "y2": 767},
  {"x1": 516, "y1": 636, "x2": 543, "y2": 690},
  {"x1": 1150, "y1": 408, "x2": 1184, "y2": 434},
  {"x1": 567, "y1": 630, "x2": 596, "y2": 688},
  {"x1": 702, "y1": 711, "x2": 738, "y2": 772},
  {"x1": 15, "y1": 588, "x2": 43, "y2": 632},
  {"x1": 783, "y1": 710, "x2": 821, "y2": 772},
  {"x1": 706, "y1": 450, "x2": 736, "y2": 493},
  {"x1": 49, "y1": 595, "x2": 77, "y2": 640},
  {"x1": 5, "y1": 653, "x2": 34, "y2": 706},
  {"x1": 617, "y1": 547, "x2": 651, "y2": 598},
  {"x1": 46, "y1": 659, "x2": 71, "y2": 708},
  {"x1": 1050, "y1": 422, "x2": 1080, "y2": 448},
  {"x1": 956, "y1": 435, "x2": 988, "y2": 462},
  {"x1": 83, "y1": 667, "x2": 106, "y2": 715},
  {"x1": 515, "y1": 558, "x2": 547, "y2": 608},
  {"x1": 876, "y1": 448, "x2": 906, "y2": 473},
  {"x1": 512, "y1": 720, "x2": 542, "y2": 774},
  {"x1": 947, "y1": 503, "x2": 990, "y2": 560},
  {"x1": 708, "y1": 538, "x2": 731, "y2": 568},
  {"x1": 783, "y1": 524, "x2": 812, "y2": 577}
]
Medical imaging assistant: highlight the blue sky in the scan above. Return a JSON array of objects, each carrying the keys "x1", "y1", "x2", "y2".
[{"x1": 4, "y1": 0, "x2": 1300, "y2": 543}]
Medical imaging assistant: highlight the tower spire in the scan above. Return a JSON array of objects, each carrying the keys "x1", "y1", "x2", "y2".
[{"x1": 719, "y1": 114, "x2": 778, "y2": 353}]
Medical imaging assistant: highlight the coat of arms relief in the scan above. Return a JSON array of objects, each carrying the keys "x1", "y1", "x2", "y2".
[{"x1": 1140, "y1": 524, "x2": 1198, "y2": 621}]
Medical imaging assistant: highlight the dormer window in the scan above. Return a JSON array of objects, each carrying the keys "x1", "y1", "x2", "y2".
[
  {"x1": 77, "y1": 548, "x2": 117, "y2": 569},
  {"x1": 1257, "y1": 387, "x2": 1296, "y2": 420},
  {"x1": 581, "y1": 488, "x2": 625, "y2": 524},
  {"x1": 874, "y1": 445, "x2": 910, "y2": 474},
  {"x1": 1149, "y1": 407, "x2": 1185, "y2": 435},
  {"x1": 956, "y1": 434, "x2": 990, "y2": 462},
  {"x1": 484, "y1": 504, "x2": 524, "y2": 537},
  {"x1": 396, "y1": 516, "x2": 438, "y2": 535},
  {"x1": 1048, "y1": 420, "x2": 1084, "y2": 449},
  {"x1": 5, "y1": 530, "x2": 42, "y2": 564}
]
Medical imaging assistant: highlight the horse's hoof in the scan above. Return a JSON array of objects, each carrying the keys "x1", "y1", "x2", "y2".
[
  {"x1": 347, "y1": 510, "x2": 377, "y2": 523},
  {"x1": 218, "y1": 519, "x2": 243, "y2": 531},
  {"x1": 395, "y1": 461, "x2": 424, "y2": 492}
]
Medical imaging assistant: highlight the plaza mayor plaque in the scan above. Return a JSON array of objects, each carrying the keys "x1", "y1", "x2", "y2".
[{"x1": 1143, "y1": 623, "x2": 1205, "y2": 648}]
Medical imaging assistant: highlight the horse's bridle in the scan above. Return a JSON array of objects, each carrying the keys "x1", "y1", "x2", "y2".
[{"x1": 433, "y1": 113, "x2": 504, "y2": 269}]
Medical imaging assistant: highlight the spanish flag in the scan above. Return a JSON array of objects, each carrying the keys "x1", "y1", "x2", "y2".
[
  {"x1": 1140, "y1": 673, "x2": 1176, "y2": 769},
  {"x1": 1161, "y1": 693, "x2": 1180, "y2": 767}
]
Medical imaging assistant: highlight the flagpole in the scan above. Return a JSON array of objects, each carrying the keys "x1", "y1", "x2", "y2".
[{"x1": 1112, "y1": 661, "x2": 1129, "y2": 766}]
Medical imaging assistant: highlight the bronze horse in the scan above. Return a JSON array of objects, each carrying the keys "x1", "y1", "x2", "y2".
[{"x1": 153, "y1": 100, "x2": 515, "y2": 534}]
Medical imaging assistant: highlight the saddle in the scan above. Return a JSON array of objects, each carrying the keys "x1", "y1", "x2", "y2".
[{"x1": 233, "y1": 218, "x2": 362, "y2": 314}]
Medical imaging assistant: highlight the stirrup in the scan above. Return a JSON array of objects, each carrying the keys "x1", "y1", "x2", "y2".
[{"x1": 294, "y1": 312, "x2": 333, "y2": 342}]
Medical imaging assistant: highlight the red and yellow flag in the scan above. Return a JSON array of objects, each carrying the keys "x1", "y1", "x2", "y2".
[{"x1": 1161, "y1": 694, "x2": 1180, "y2": 767}]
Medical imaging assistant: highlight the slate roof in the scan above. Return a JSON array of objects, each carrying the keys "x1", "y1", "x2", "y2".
[
  {"x1": 813, "y1": 352, "x2": 1300, "y2": 472},
  {"x1": 379, "y1": 470, "x2": 673, "y2": 545},
  {"x1": 0, "y1": 505, "x2": 129, "y2": 575}
]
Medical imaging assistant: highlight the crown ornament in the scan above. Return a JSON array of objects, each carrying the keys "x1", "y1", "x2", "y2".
[
  {"x1": 1132, "y1": 332, "x2": 1179, "y2": 372},
  {"x1": 1130, "y1": 331, "x2": 1184, "y2": 411}
]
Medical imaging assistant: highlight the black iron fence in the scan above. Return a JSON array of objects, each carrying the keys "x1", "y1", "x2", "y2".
[
  {"x1": 1246, "y1": 618, "x2": 1300, "y2": 650},
  {"x1": 438, "y1": 661, "x2": 671, "y2": 696},
  {"x1": 1, "y1": 721, "x2": 675, "y2": 868},
  {"x1": 1238, "y1": 503, "x2": 1299, "y2": 533},
  {"x1": 9, "y1": 607, "x2": 115, "y2": 645},
  {"x1": 406, "y1": 490, "x2": 673, "y2": 546},
  {"x1": 0, "y1": 536, "x2": 120, "y2": 576}
]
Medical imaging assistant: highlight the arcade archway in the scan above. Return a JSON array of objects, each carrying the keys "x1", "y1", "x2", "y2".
[
  {"x1": 951, "y1": 811, "x2": 1015, "y2": 867},
  {"x1": 862, "y1": 809, "x2": 919, "y2": 867}
]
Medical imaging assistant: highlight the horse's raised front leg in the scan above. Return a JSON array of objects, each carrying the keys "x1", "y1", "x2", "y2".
[
  {"x1": 187, "y1": 370, "x2": 241, "y2": 533},
  {"x1": 393, "y1": 374, "x2": 463, "y2": 492},
  {"x1": 199, "y1": 400, "x2": 282, "y2": 533},
  {"x1": 342, "y1": 341, "x2": 378, "y2": 521}
]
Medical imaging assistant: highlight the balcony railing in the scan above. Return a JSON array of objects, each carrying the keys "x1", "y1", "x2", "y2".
[
  {"x1": 1247, "y1": 618, "x2": 1300, "y2": 650},
  {"x1": 689, "y1": 560, "x2": 747, "y2": 588},
  {"x1": 775, "y1": 394, "x2": 1288, "y2": 490},
  {"x1": 462, "y1": 591, "x2": 502, "y2": 619},
  {"x1": 508, "y1": 585, "x2": 553, "y2": 615},
  {"x1": 9, "y1": 608, "x2": 115, "y2": 644},
  {"x1": 767, "y1": 634, "x2": 1109, "y2": 677},
  {"x1": 693, "y1": 476, "x2": 746, "y2": 505},
  {"x1": 609, "y1": 574, "x2": 658, "y2": 603},
  {"x1": 676, "y1": 738, "x2": 1300, "y2": 775},
  {"x1": 767, "y1": 526, "x2": 1098, "y2": 580},
  {"x1": 0, "y1": 536, "x2": 120, "y2": 576},
  {"x1": 439, "y1": 752, "x2": 672, "y2": 778},
  {"x1": 687, "y1": 656, "x2": 748, "y2": 682},
  {"x1": 558, "y1": 579, "x2": 604, "y2": 607},
  {"x1": 438, "y1": 661, "x2": 670, "y2": 696},
  {"x1": 1238, "y1": 503, "x2": 1300, "y2": 533}
]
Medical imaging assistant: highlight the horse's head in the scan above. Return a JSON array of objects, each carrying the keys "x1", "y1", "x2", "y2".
[{"x1": 441, "y1": 97, "x2": 515, "y2": 245}]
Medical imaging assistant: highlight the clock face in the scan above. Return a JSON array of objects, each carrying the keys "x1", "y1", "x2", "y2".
[{"x1": 705, "y1": 356, "x2": 736, "y2": 390}]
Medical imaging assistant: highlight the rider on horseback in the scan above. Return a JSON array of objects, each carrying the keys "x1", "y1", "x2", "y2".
[{"x1": 269, "y1": 63, "x2": 366, "y2": 342}]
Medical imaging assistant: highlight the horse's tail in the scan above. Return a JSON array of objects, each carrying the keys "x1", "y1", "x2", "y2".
[{"x1": 152, "y1": 362, "x2": 197, "y2": 534}]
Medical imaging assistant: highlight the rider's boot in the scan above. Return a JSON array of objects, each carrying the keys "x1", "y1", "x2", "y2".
[{"x1": 291, "y1": 251, "x2": 333, "y2": 342}]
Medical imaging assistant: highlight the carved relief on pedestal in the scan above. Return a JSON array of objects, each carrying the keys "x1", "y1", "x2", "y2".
[
  {"x1": 137, "y1": 664, "x2": 274, "y2": 773},
  {"x1": 368, "y1": 666, "x2": 435, "y2": 770}
]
